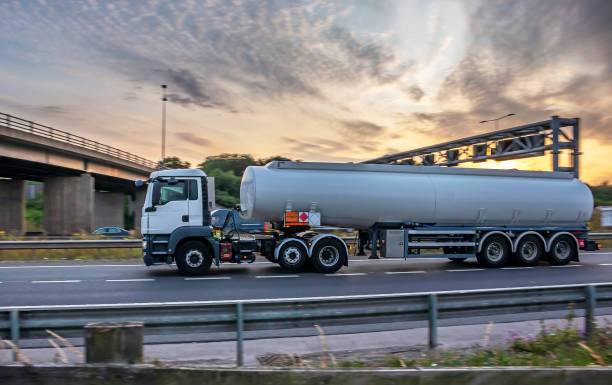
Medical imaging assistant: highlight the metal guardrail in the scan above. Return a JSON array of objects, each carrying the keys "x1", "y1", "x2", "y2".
[
  {"x1": 0, "y1": 112, "x2": 157, "y2": 169},
  {"x1": 0, "y1": 239, "x2": 141, "y2": 249},
  {"x1": 0, "y1": 233, "x2": 609, "y2": 250},
  {"x1": 1, "y1": 283, "x2": 610, "y2": 365}
]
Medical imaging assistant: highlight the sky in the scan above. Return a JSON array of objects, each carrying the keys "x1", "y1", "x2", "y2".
[{"x1": 0, "y1": 0, "x2": 611, "y2": 184}]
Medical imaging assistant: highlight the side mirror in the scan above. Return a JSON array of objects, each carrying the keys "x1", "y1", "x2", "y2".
[
  {"x1": 151, "y1": 180, "x2": 161, "y2": 206},
  {"x1": 234, "y1": 204, "x2": 241, "y2": 211},
  {"x1": 168, "y1": 177, "x2": 178, "y2": 186},
  {"x1": 135, "y1": 180, "x2": 145, "y2": 187},
  {"x1": 145, "y1": 206, "x2": 156, "y2": 212}
]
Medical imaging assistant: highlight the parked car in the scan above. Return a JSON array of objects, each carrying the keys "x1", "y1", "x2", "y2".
[
  {"x1": 211, "y1": 209, "x2": 266, "y2": 234},
  {"x1": 92, "y1": 227, "x2": 130, "y2": 236}
]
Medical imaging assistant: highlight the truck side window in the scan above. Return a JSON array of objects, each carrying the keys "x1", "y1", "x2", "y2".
[
  {"x1": 156, "y1": 181, "x2": 187, "y2": 205},
  {"x1": 189, "y1": 179, "x2": 198, "y2": 200}
]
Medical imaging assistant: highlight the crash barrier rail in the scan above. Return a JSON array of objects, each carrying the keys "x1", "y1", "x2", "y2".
[
  {"x1": 0, "y1": 112, "x2": 157, "y2": 169},
  {"x1": 0, "y1": 233, "x2": 609, "y2": 250},
  {"x1": 1, "y1": 283, "x2": 611, "y2": 366}
]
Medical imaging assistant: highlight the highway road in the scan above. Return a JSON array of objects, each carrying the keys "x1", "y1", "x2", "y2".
[{"x1": 1, "y1": 250, "x2": 611, "y2": 307}]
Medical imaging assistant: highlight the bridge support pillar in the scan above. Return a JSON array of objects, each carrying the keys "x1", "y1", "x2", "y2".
[
  {"x1": 44, "y1": 174, "x2": 94, "y2": 235},
  {"x1": 94, "y1": 192, "x2": 125, "y2": 230},
  {"x1": 132, "y1": 189, "x2": 146, "y2": 234},
  {"x1": 0, "y1": 179, "x2": 25, "y2": 235}
]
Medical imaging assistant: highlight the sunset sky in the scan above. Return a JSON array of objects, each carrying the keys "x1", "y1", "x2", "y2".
[{"x1": 1, "y1": 0, "x2": 610, "y2": 184}]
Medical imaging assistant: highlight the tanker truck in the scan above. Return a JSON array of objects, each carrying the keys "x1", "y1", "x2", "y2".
[{"x1": 139, "y1": 162, "x2": 599, "y2": 275}]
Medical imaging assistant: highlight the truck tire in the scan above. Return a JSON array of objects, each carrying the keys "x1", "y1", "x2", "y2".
[
  {"x1": 548, "y1": 235, "x2": 576, "y2": 265},
  {"x1": 515, "y1": 235, "x2": 543, "y2": 266},
  {"x1": 277, "y1": 240, "x2": 308, "y2": 272},
  {"x1": 311, "y1": 238, "x2": 346, "y2": 274},
  {"x1": 477, "y1": 235, "x2": 510, "y2": 267},
  {"x1": 175, "y1": 241, "x2": 213, "y2": 276}
]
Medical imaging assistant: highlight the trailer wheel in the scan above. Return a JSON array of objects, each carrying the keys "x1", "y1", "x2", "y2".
[
  {"x1": 515, "y1": 235, "x2": 543, "y2": 266},
  {"x1": 477, "y1": 235, "x2": 510, "y2": 267},
  {"x1": 175, "y1": 241, "x2": 213, "y2": 276},
  {"x1": 548, "y1": 235, "x2": 576, "y2": 265},
  {"x1": 277, "y1": 240, "x2": 308, "y2": 272},
  {"x1": 311, "y1": 238, "x2": 346, "y2": 274}
]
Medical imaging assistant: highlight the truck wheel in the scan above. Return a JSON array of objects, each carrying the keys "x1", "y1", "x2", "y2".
[
  {"x1": 311, "y1": 238, "x2": 346, "y2": 274},
  {"x1": 548, "y1": 235, "x2": 576, "y2": 265},
  {"x1": 515, "y1": 235, "x2": 543, "y2": 266},
  {"x1": 477, "y1": 235, "x2": 510, "y2": 267},
  {"x1": 277, "y1": 240, "x2": 307, "y2": 272},
  {"x1": 175, "y1": 241, "x2": 213, "y2": 276}
]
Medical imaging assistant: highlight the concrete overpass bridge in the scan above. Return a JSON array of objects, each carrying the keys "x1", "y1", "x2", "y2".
[{"x1": 0, "y1": 112, "x2": 155, "y2": 235}]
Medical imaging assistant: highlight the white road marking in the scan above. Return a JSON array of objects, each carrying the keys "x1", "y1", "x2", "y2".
[
  {"x1": 325, "y1": 273, "x2": 366, "y2": 276},
  {"x1": 501, "y1": 267, "x2": 535, "y2": 270},
  {"x1": 599, "y1": 263, "x2": 612, "y2": 266},
  {"x1": 445, "y1": 269, "x2": 485, "y2": 272},
  {"x1": 550, "y1": 265, "x2": 583, "y2": 268},
  {"x1": 582, "y1": 252, "x2": 612, "y2": 255},
  {"x1": 255, "y1": 275, "x2": 299, "y2": 279},
  {"x1": 31, "y1": 280, "x2": 81, "y2": 283},
  {"x1": 384, "y1": 271, "x2": 426, "y2": 275},
  {"x1": 0, "y1": 264, "x2": 142, "y2": 269},
  {"x1": 5, "y1": 281, "x2": 612, "y2": 310},
  {"x1": 184, "y1": 277, "x2": 231, "y2": 280},
  {"x1": 105, "y1": 279, "x2": 155, "y2": 282}
]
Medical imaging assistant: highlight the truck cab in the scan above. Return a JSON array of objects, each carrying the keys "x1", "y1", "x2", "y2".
[{"x1": 139, "y1": 169, "x2": 261, "y2": 275}]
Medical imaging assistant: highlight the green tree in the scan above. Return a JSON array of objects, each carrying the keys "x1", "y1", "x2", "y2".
[
  {"x1": 591, "y1": 182, "x2": 612, "y2": 207},
  {"x1": 198, "y1": 153, "x2": 256, "y2": 176},
  {"x1": 157, "y1": 156, "x2": 191, "y2": 170}
]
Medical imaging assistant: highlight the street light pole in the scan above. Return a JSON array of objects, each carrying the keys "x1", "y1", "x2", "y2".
[
  {"x1": 161, "y1": 85, "x2": 167, "y2": 169},
  {"x1": 479, "y1": 113, "x2": 515, "y2": 130}
]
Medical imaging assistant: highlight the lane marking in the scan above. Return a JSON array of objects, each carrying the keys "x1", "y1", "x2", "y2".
[
  {"x1": 31, "y1": 280, "x2": 81, "y2": 283},
  {"x1": 325, "y1": 272, "x2": 367, "y2": 277},
  {"x1": 6, "y1": 281, "x2": 612, "y2": 310},
  {"x1": 445, "y1": 269, "x2": 485, "y2": 272},
  {"x1": 582, "y1": 252, "x2": 612, "y2": 255},
  {"x1": 0, "y1": 264, "x2": 142, "y2": 269},
  {"x1": 105, "y1": 279, "x2": 155, "y2": 282},
  {"x1": 501, "y1": 267, "x2": 535, "y2": 270},
  {"x1": 550, "y1": 265, "x2": 583, "y2": 268},
  {"x1": 599, "y1": 263, "x2": 612, "y2": 266},
  {"x1": 184, "y1": 277, "x2": 231, "y2": 280},
  {"x1": 384, "y1": 271, "x2": 426, "y2": 275},
  {"x1": 255, "y1": 275, "x2": 299, "y2": 279}
]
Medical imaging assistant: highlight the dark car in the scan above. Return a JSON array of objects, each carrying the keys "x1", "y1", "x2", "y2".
[
  {"x1": 92, "y1": 227, "x2": 130, "y2": 236},
  {"x1": 211, "y1": 209, "x2": 266, "y2": 234}
]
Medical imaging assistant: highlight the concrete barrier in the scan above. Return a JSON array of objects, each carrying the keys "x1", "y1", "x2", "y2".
[{"x1": 1, "y1": 365, "x2": 611, "y2": 385}]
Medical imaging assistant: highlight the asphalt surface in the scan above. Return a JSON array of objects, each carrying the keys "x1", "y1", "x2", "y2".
[{"x1": 1, "y1": 250, "x2": 611, "y2": 307}]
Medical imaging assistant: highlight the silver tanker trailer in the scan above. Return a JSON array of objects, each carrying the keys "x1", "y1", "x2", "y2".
[
  {"x1": 138, "y1": 162, "x2": 599, "y2": 275},
  {"x1": 239, "y1": 161, "x2": 598, "y2": 272}
]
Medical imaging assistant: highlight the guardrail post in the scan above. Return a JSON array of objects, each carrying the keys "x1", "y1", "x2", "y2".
[
  {"x1": 10, "y1": 309, "x2": 19, "y2": 361},
  {"x1": 585, "y1": 285, "x2": 596, "y2": 337},
  {"x1": 428, "y1": 294, "x2": 438, "y2": 348},
  {"x1": 236, "y1": 302, "x2": 244, "y2": 366}
]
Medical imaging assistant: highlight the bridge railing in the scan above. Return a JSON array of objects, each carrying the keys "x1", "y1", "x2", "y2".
[
  {"x1": 0, "y1": 112, "x2": 157, "y2": 169},
  {"x1": 0, "y1": 282, "x2": 610, "y2": 365}
]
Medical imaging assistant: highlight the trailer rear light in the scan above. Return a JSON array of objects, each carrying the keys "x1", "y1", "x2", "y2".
[
  {"x1": 571, "y1": 231, "x2": 583, "y2": 236},
  {"x1": 263, "y1": 223, "x2": 267, "y2": 231},
  {"x1": 578, "y1": 239, "x2": 585, "y2": 249}
]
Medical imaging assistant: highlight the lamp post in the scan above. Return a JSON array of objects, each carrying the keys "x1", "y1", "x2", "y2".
[
  {"x1": 161, "y1": 85, "x2": 167, "y2": 169},
  {"x1": 479, "y1": 113, "x2": 515, "y2": 130}
]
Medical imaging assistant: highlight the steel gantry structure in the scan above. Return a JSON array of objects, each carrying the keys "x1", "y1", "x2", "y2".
[{"x1": 364, "y1": 116, "x2": 581, "y2": 177}]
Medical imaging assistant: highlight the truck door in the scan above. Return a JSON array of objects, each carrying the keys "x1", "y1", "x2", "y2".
[
  {"x1": 187, "y1": 178, "x2": 204, "y2": 227},
  {"x1": 147, "y1": 179, "x2": 190, "y2": 234}
]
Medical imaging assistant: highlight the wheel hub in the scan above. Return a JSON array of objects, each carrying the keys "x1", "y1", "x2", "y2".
[
  {"x1": 554, "y1": 241, "x2": 570, "y2": 259},
  {"x1": 486, "y1": 242, "x2": 503, "y2": 262},
  {"x1": 185, "y1": 249, "x2": 204, "y2": 267},
  {"x1": 520, "y1": 241, "x2": 538, "y2": 260},
  {"x1": 319, "y1": 245, "x2": 340, "y2": 267},
  {"x1": 283, "y1": 247, "x2": 301, "y2": 265}
]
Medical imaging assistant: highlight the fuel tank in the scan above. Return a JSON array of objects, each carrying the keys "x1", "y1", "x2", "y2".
[{"x1": 240, "y1": 161, "x2": 593, "y2": 229}]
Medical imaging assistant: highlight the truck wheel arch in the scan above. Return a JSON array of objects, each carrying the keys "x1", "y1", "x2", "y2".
[
  {"x1": 477, "y1": 231, "x2": 513, "y2": 253},
  {"x1": 512, "y1": 231, "x2": 546, "y2": 253},
  {"x1": 308, "y1": 234, "x2": 349, "y2": 266},
  {"x1": 274, "y1": 238, "x2": 309, "y2": 262},
  {"x1": 546, "y1": 232, "x2": 579, "y2": 254}
]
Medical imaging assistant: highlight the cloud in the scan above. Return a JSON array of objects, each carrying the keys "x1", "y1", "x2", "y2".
[
  {"x1": 174, "y1": 132, "x2": 212, "y2": 147},
  {"x1": 340, "y1": 119, "x2": 385, "y2": 137},
  {"x1": 405, "y1": 85, "x2": 425, "y2": 102}
]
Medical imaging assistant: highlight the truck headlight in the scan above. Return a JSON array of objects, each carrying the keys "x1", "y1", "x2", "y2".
[{"x1": 142, "y1": 240, "x2": 147, "y2": 249}]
